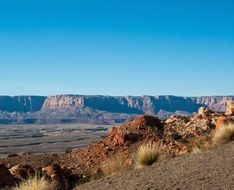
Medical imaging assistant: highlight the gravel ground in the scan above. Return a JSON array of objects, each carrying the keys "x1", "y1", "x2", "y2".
[{"x1": 75, "y1": 141, "x2": 234, "y2": 190}]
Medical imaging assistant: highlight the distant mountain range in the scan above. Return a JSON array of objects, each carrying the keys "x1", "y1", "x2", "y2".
[{"x1": 0, "y1": 95, "x2": 233, "y2": 124}]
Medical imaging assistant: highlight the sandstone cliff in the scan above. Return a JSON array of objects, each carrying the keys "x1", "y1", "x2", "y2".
[
  {"x1": 0, "y1": 95, "x2": 233, "y2": 124},
  {"x1": 42, "y1": 95, "x2": 233, "y2": 113}
]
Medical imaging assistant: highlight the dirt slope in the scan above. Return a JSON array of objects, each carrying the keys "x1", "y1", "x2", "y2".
[{"x1": 75, "y1": 141, "x2": 234, "y2": 190}]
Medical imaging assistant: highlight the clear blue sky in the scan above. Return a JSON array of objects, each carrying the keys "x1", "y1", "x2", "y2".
[{"x1": 0, "y1": 0, "x2": 233, "y2": 96}]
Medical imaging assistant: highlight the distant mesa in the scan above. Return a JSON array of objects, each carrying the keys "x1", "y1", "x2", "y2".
[{"x1": 0, "y1": 95, "x2": 233, "y2": 124}]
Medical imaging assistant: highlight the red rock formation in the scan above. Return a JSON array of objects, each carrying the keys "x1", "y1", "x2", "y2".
[{"x1": 109, "y1": 115, "x2": 164, "y2": 145}]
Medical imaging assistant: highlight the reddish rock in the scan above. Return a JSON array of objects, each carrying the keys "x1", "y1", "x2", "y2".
[
  {"x1": 109, "y1": 115, "x2": 164, "y2": 146},
  {"x1": 216, "y1": 116, "x2": 234, "y2": 129},
  {"x1": 42, "y1": 164, "x2": 72, "y2": 190},
  {"x1": 9, "y1": 164, "x2": 35, "y2": 180}
]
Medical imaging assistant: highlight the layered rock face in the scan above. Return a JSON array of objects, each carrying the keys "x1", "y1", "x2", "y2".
[
  {"x1": 0, "y1": 95, "x2": 233, "y2": 124},
  {"x1": 41, "y1": 95, "x2": 85, "y2": 110},
  {"x1": 42, "y1": 95, "x2": 234, "y2": 113}
]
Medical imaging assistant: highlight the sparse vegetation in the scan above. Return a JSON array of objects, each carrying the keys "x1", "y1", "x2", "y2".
[
  {"x1": 213, "y1": 123, "x2": 234, "y2": 145},
  {"x1": 101, "y1": 154, "x2": 129, "y2": 175},
  {"x1": 135, "y1": 142, "x2": 160, "y2": 169},
  {"x1": 11, "y1": 176, "x2": 57, "y2": 190}
]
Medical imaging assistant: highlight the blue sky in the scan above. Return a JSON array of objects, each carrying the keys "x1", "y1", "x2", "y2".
[{"x1": 0, "y1": 0, "x2": 233, "y2": 96}]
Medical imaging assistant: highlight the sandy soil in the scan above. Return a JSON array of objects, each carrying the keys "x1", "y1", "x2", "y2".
[{"x1": 75, "y1": 141, "x2": 234, "y2": 190}]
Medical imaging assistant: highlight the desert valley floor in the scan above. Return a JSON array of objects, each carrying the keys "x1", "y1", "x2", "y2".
[{"x1": 0, "y1": 124, "x2": 111, "y2": 157}]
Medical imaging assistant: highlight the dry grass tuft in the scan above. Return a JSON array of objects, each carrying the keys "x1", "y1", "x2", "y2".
[
  {"x1": 11, "y1": 176, "x2": 57, "y2": 190},
  {"x1": 191, "y1": 135, "x2": 213, "y2": 153},
  {"x1": 101, "y1": 154, "x2": 129, "y2": 175},
  {"x1": 191, "y1": 146, "x2": 202, "y2": 154},
  {"x1": 135, "y1": 142, "x2": 160, "y2": 169},
  {"x1": 213, "y1": 123, "x2": 234, "y2": 145}
]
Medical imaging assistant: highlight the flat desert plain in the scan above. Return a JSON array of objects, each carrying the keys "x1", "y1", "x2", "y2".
[{"x1": 0, "y1": 124, "x2": 112, "y2": 157}]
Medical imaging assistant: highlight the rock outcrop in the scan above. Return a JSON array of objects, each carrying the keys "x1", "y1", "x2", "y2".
[{"x1": 109, "y1": 115, "x2": 164, "y2": 145}]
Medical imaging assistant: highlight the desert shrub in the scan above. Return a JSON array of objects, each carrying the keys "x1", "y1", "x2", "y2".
[
  {"x1": 11, "y1": 176, "x2": 56, "y2": 190},
  {"x1": 101, "y1": 154, "x2": 129, "y2": 175},
  {"x1": 213, "y1": 123, "x2": 234, "y2": 145},
  {"x1": 135, "y1": 142, "x2": 160, "y2": 169}
]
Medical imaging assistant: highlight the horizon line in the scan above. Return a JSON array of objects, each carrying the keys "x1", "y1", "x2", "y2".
[{"x1": 0, "y1": 94, "x2": 234, "y2": 98}]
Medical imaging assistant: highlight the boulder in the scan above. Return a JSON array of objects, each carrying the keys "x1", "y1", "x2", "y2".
[
  {"x1": 9, "y1": 165, "x2": 35, "y2": 180},
  {"x1": 197, "y1": 107, "x2": 212, "y2": 117},
  {"x1": 165, "y1": 115, "x2": 177, "y2": 124},
  {"x1": 42, "y1": 164, "x2": 71, "y2": 190}
]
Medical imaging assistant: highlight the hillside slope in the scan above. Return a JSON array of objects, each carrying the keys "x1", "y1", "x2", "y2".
[{"x1": 75, "y1": 141, "x2": 234, "y2": 190}]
